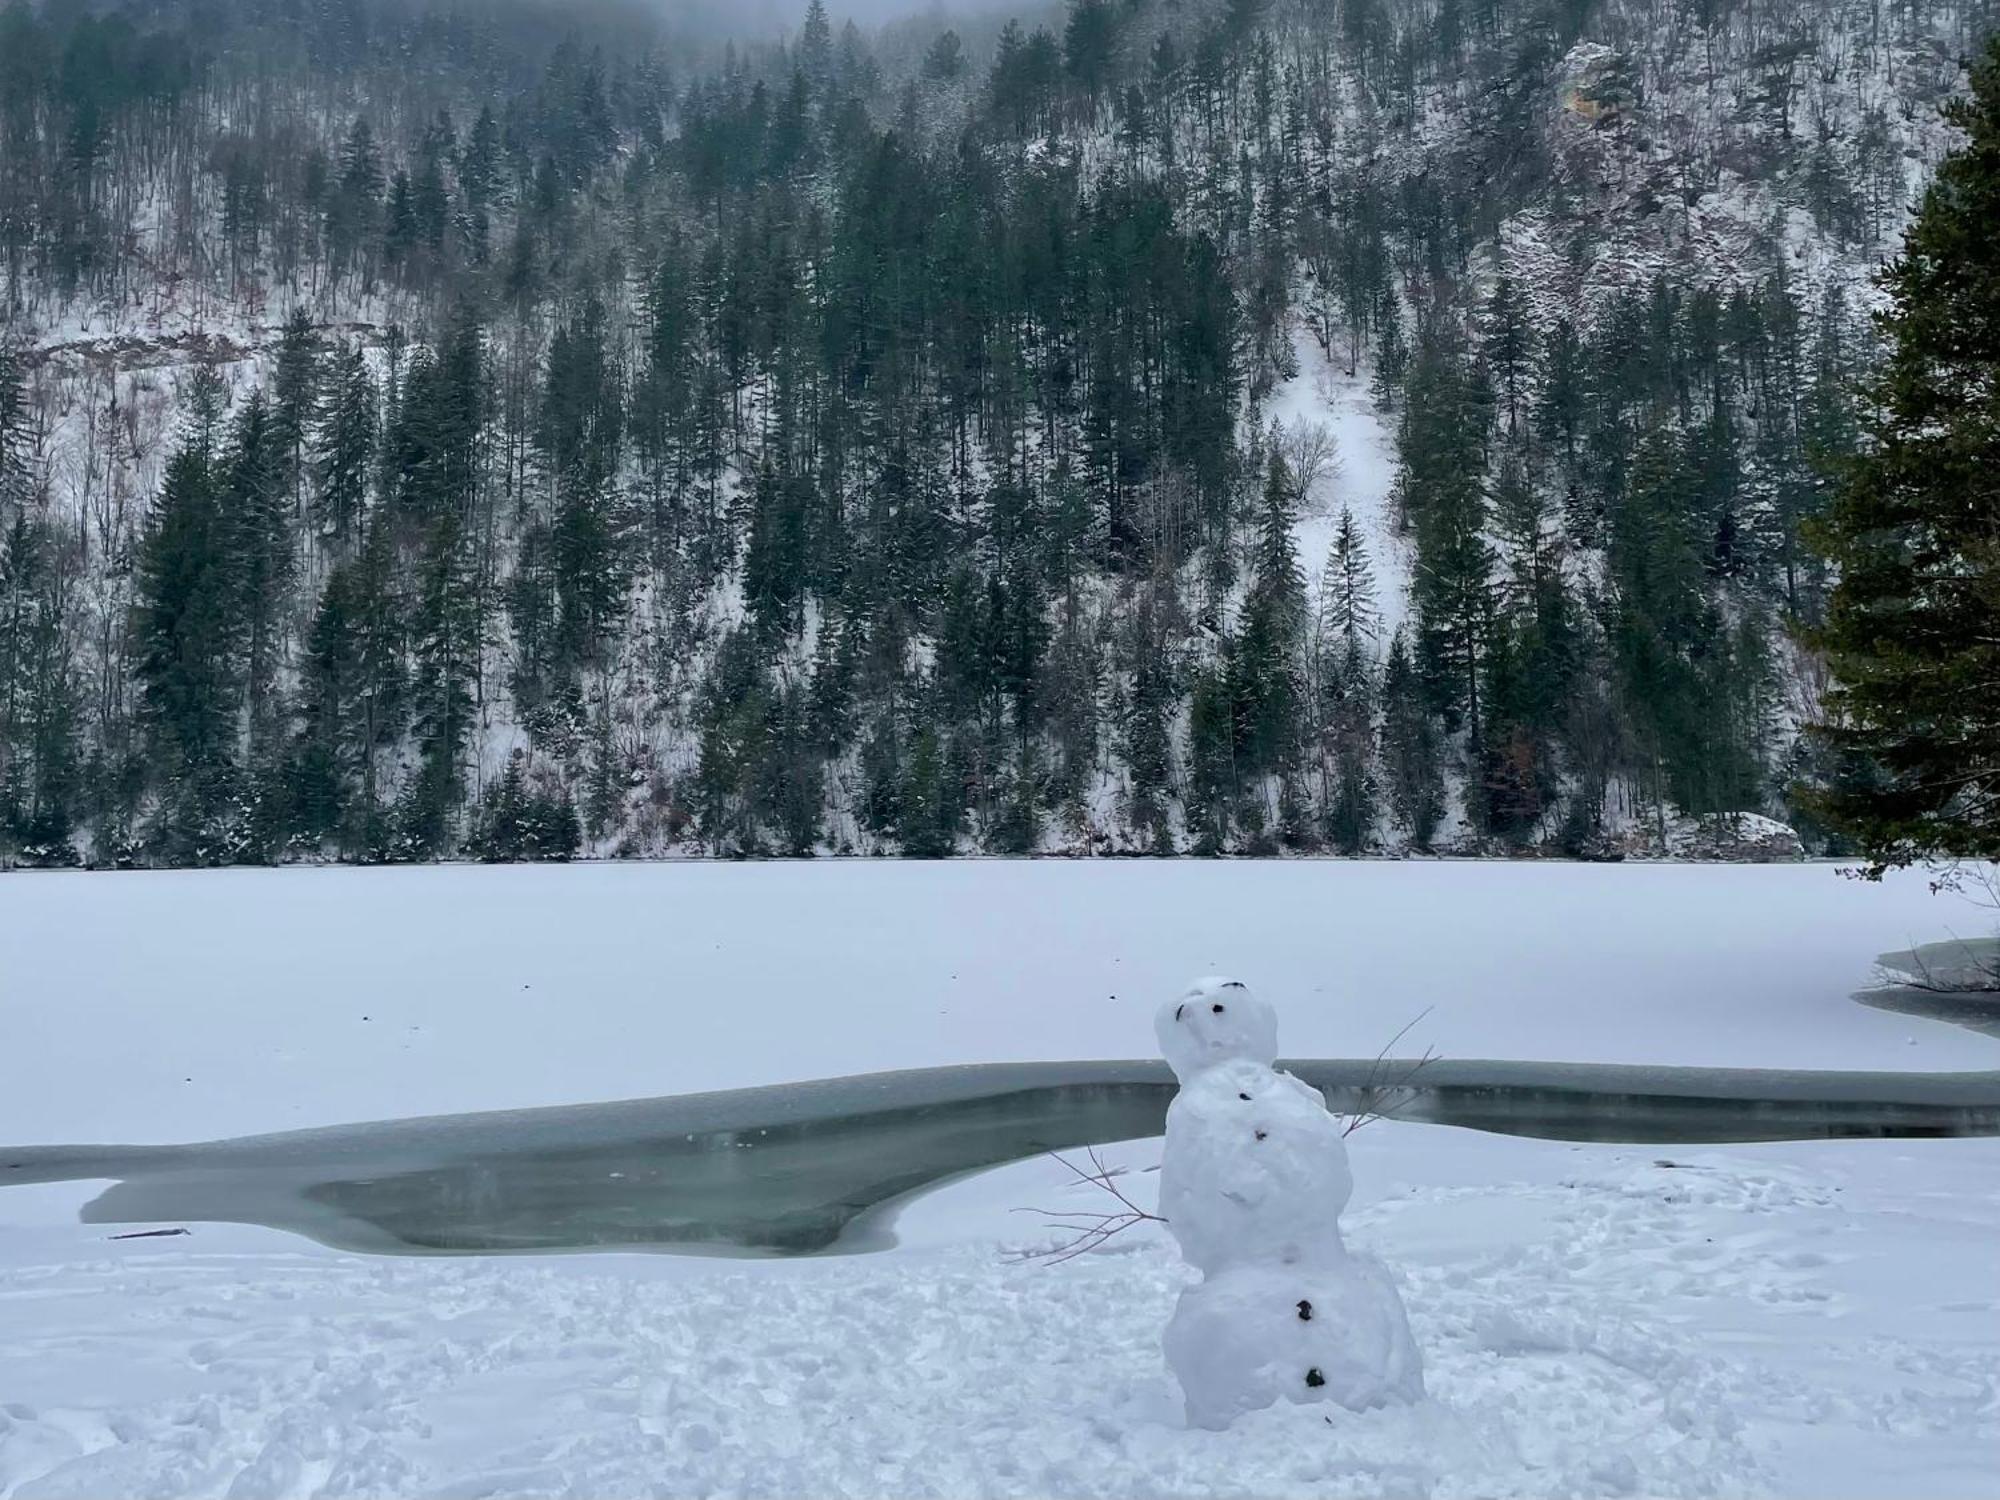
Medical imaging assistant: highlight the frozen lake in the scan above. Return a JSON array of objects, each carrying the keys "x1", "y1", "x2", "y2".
[
  {"x1": 3, "y1": 862, "x2": 1998, "y2": 1498},
  {"x1": 3, "y1": 860, "x2": 1994, "y2": 1151}
]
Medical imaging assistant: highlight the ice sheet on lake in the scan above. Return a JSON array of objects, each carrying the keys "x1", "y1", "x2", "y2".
[{"x1": 7, "y1": 1057, "x2": 1998, "y2": 1256}]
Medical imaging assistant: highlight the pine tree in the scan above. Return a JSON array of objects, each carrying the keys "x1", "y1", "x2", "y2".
[
  {"x1": 1184, "y1": 662, "x2": 1236, "y2": 852},
  {"x1": 384, "y1": 170, "x2": 418, "y2": 267},
  {"x1": 0, "y1": 344, "x2": 32, "y2": 520},
  {"x1": 1379, "y1": 629, "x2": 1443, "y2": 850},
  {"x1": 1534, "y1": 316, "x2": 1586, "y2": 470},
  {"x1": 223, "y1": 393, "x2": 296, "y2": 767},
  {"x1": 134, "y1": 370, "x2": 241, "y2": 858},
  {"x1": 269, "y1": 309, "x2": 318, "y2": 519},
  {"x1": 1809, "y1": 37, "x2": 2000, "y2": 869},
  {"x1": 329, "y1": 116, "x2": 383, "y2": 279},
  {"x1": 1319, "y1": 506, "x2": 1379, "y2": 649},
  {"x1": 403, "y1": 511, "x2": 479, "y2": 854},
  {"x1": 289, "y1": 513, "x2": 404, "y2": 855},
  {"x1": 800, "y1": 0, "x2": 833, "y2": 92},
  {"x1": 1232, "y1": 451, "x2": 1307, "y2": 785},
  {"x1": 315, "y1": 343, "x2": 377, "y2": 547},
  {"x1": 1482, "y1": 269, "x2": 1531, "y2": 434},
  {"x1": 460, "y1": 105, "x2": 504, "y2": 212},
  {"x1": 1400, "y1": 325, "x2": 1494, "y2": 752},
  {"x1": 1321, "y1": 639, "x2": 1375, "y2": 853},
  {"x1": 0, "y1": 512, "x2": 80, "y2": 860}
]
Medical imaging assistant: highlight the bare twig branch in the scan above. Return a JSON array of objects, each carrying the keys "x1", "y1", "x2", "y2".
[
  {"x1": 1007, "y1": 1145, "x2": 1168, "y2": 1266},
  {"x1": 1343, "y1": 1008, "x2": 1441, "y2": 1135},
  {"x1": 1875, "y1": 941, "x2": 2000, "y2": 995}
]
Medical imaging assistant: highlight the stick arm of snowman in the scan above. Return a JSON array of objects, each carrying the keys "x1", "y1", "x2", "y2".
[
  {"x1": 1009, "y1": 1144, "x2": 1168, "y2": 1266},
  {"x1": 1340, "y1": 1006, "x2": 1440, "y2": 1138},
  {"x1": 1013, "y1": 1004, "x2": 1441, "y2": 1261}
]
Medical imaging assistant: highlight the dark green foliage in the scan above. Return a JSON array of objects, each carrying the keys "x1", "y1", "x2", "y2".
[
  {"x1": 287, "y1": 518, "x2": 405, "y2": 853},
  {"x1": 1399, "y1": 324, "x2": 1494, "y2": 754},
  {"x1": 1320, "y1": 507, "x2": 1379, "y2": 650},
  {"x1": 1808, "y1": 38, "x2": 2000, "y2": 870},
  {"x1": 315, "y1": 343, "x2": 377, "y2": 547},
  {"x1": 133, "y1": 371, "x2": 245, "y2": 861},
  {"x1": 0, "y1": 0, "x2": 1962, "y2": 865},
  {"x1": 470, "y1": 752, "x2": 581, "y2": 862},
  {"x1": 1231, "y1": 451, "x2": 1307, "y2": 784},
  {"x1": 1379, "y1": 630, "x2": 1444, "y2": 849},
  {"x1": 0, "y1": 511, "x2": 79, "y2": 862}
]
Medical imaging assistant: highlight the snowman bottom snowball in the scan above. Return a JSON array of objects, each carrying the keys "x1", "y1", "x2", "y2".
[{"x1": 1164, "y1": 1258, "x2": 1426, "y2": 1429}]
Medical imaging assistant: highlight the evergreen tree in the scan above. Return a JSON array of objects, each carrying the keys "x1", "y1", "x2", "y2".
[
  {"x1": 288, "y1": 516, "x2": 404, "y2": 854},
  {"x1": 800, "y1": 0, "x2": 834, "y2": 93},
  {"x1": 223, "y1": 393, "x2": 296, "y2": 769},
  {"x1": 460, "y1": 105, "x2": 504, "y2": 212},
  {"x1": 269, "y1": 309, "x2": 318, "y2": 519},
  {"x1": 403, "y1": 509, "x2": 479, "y2": 856},
  {"x1": 1184, "y1": 662, "x2": 1236, "y2": 853},
  {"x1": 328, "y1": 116, "x2": 383, "y2": 280},
  {"x1": 315, "y1": 343, "x2": 377, "y2": 547},
  {"x1": 0, "y1": 344, "x2": 31, "y2": 519},
  {"x1": 1231, "y1": 451, "x2": 1307, "y2": 786},
  {"x1": 1809, "y1": 38, "x2": 2000, "y2": 869},
  {"x1": 1320, "y1": 639, "x2": 1375, "y2": 854},
  {"x1": 1319, "y1": 506, "x2": 1379, "y2": 649},
  {"x1": 1379, "y1": 628, "x2": 1443, "y2": 849},
  {"x1": 1482, "y1": 269, "x2": 1531, "y2": 434},
  {"x1": 1400, "y1": 325, "x2": 1495, "y2": 757},
  {"x1": 134, "y1": 370, "x2": 240, "y2": 858},
  {"x1": 0, "y1": 512, "x2": 79, "y2": 860}
]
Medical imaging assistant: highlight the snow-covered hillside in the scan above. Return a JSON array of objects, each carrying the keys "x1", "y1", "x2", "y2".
[{"x1": 2, "y1": 0, "x2": 1994, "y2": 866}]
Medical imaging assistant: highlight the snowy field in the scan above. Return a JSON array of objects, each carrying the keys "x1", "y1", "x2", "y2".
[{"x1": 3, "y1": 862, "x2": 1999, "y2": 1498}]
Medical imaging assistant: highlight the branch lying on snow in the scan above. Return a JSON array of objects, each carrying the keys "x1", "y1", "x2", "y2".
[
  {"x1": 1342, "y1": 1008, "x2": 1441, "y2": 1137},
  {"x1": 1875, "y1": 943, "x2": 2000, "y2": 995},
  {"x1": 1008, "y1": 1146, "x2": 1167, "y2": 1266}
]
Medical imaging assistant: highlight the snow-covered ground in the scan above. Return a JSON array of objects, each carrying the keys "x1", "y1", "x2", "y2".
[
  {"x1": 3, "y1": 862, "x2": 1998, "y2": 1498},
  {"x1": 1267, "y1": 333, "x2": 1411, "y2": 644}
]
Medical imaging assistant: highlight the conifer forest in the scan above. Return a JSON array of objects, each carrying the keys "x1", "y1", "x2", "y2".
[{"x1": 1, "y1": 0, "x2": 1994, "y2": 865}]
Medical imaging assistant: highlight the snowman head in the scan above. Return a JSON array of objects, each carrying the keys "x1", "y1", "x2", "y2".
[{"x1": 1156, "y1": 977, "x2": 1279, "y2": 1081}]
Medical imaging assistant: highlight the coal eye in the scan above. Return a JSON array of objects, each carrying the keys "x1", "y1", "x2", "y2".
[
  {"x1": 1305, "y1": 1367, "x2": 1325, "y2": 1388},
  {"x1": 1174, "y1": 1003, "x2": 1185, "y2": 1021},
  {"x1": 1211, "y1": 1003, "x2": 1224, "y2": 1014}
]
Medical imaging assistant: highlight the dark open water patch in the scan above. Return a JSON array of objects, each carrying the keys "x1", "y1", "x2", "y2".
[
  {"x1": 6, "y1": 1058, "x2": 1999, "y2": 1258},
  {"x1": 1860, "y1": 940, "x2": 2000, "y2": 1041}
]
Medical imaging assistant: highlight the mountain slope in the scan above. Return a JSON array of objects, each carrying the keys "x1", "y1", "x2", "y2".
[{"x1": 0, "y1": 0, "x2": 1991, "y2": 864}]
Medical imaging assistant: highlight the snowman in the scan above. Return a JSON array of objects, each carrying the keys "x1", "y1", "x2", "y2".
[{"x1": 1155, "y1": 977, "x2": 1424, "y2": 1429}]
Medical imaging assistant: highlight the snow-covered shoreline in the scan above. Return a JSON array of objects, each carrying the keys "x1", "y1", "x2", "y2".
[
  {"x1": 3, "y1": 863, "x2": 1997, "y2": 1497},
  {"x1": 5, "y1": 1125, "x2": 1998, "y2": 1499}
]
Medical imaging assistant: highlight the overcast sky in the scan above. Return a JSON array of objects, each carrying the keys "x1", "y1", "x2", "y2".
[{"x1": 656, "y1": 0, "x2": 1030, "y2": 43}]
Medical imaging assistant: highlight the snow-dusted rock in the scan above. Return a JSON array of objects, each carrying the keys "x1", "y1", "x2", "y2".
[{"x1": 1659, "y1": 812, "x2": 1806, "y2": 862}]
